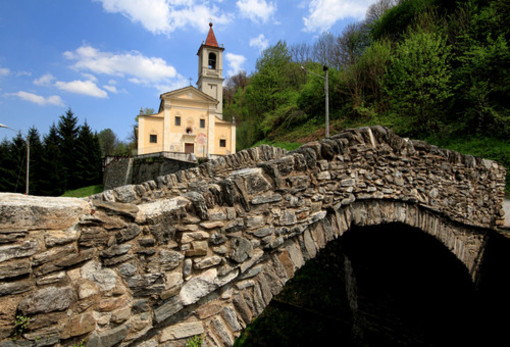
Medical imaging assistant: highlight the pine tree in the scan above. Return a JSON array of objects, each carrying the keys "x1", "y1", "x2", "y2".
[
  {"x1": 0, "y1": 138, "x2": 15, "y2": 192},
  {"x1": 26, "y1": 127, "x2": 44, "y2": 195},
  {"x1": 75, "y1": 122, "x2": 102, "y2": 186},
  {"x1": 57, "y1": 109, "x2": 80, "y2": 190},
  {"x1": 39, "y1": 124, "x2": 64, "y2": 196},
  {"x1": 5, "y1": 134, "x2": 28, "y2": 193}
]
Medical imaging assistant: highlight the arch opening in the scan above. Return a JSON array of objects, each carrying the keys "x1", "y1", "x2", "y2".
[
  {"x1": 208, "y1": 52, "x2": 217, "y2": 69},
  {"x1": 235, "y1": 223, "x2": 483, "y2": 346}
]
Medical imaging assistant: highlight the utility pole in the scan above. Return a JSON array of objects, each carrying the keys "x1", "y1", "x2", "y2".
[
  {"x1": 0, "y1": 123, "x2": 30, "y2": 195},
  {"x1": 324, "y1": 65, "x2": 329, "y2": 138},
  {"x1": 25, "y1": 135, "x2": 30, "y2": 195},
  {"x1": 301, "y1": 65, "x2": 330, "y2": 138}
]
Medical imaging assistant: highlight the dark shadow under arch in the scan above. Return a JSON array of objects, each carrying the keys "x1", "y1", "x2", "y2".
[
  {"x1": 236, "y1": 222, "x2": 484, "y2": 346},
  {"x1": 342, "y1": 223, "x2": 481, "y2": 346}
]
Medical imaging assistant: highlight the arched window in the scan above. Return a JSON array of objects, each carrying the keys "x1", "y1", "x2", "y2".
[{"x1": 208, "y1": 52, "x2": 216, "y2": 70}]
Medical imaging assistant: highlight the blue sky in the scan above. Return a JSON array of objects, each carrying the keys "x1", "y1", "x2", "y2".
[{"x1": 0, "y1": 0, "x2": 375, "y2": 142}]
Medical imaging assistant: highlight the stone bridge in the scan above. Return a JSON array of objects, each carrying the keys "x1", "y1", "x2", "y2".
[{"x1": 0, "y1": 126, "x2": 506, "y2": 346}]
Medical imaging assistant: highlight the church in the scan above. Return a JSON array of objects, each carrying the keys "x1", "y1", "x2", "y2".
[{"x1": 137, "y1": 23, "x2": 236, "y2": 158}]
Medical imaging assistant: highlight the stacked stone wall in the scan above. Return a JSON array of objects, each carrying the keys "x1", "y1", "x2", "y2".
[
  {"x1": 0, "y1": 126, "x2": 506, "y2": 346},
  {"x1": 103, "y1": 157, "x2": 196, "y2": 191},
  {"x1": 103, "y1": 157, "x2": 133, "y2": 190}
]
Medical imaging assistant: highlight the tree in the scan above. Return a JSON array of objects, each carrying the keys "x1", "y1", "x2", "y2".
[
  {"x1": 143, "y1": 107, "x2": 155, "y2": 115},
  {"x1": 449, "y1": 0, "x2": 510, "y2": 139},
  {"x1": 75, "y1": 122, "x2": 102, "y2": 186},
  {"x1": 0, "y1": 138, "x2": 11, "y2": 192},
  {"x1": 125, "y1": 124, "x2": 138, "y2": 156},
  {"x1": 383, "y1": 29, "x2": 453, "y2": 136},
  {"x1": 0, "y1": 137, "x2": 23, "y2": 193},
  {"x1": 336, "y1": 23, "x2": 370, "y2": 67},
  {"x1": 98, "y1": 128, "x2": 119, "y2": 157},
  {"x1": 313, "y1": 32, "x2": 341, "y2": 69},
  {"x1": 242, "y1": 41, "x2": 298, "y2": 146},
  {"x1": 370, "y1": 0, "x2": 437, "y2": 40},
  {"x1": 224, "y1": 71, "x2": 249, "y2": 112},
  {"x1": 39, "y1": 124, "x2": 64, "y2": 196},
  {"x1": 27, "y1": 127, "x2": 44, "y2": 195},
  {"x1": 365, "y1": 0, "x2": 398, "y2": 24},
  {"x1": 246, "y1": 41, "x2": 299, "y2": 114},
  {"x1": 290, "y1": 42, "x2": 313, "y2": 66},
  {"x1": 9, "y1": 133, "x2": 27, "y2": 193},
  {"x1": 343, "y1": 39, "x2": 392, "y2": 114},
  {"x1": 57, "y1": 109, "x2": 80, "y2": 190}
]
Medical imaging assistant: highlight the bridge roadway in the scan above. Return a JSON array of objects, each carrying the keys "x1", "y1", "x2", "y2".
[{"x1": 0, "y1": 126, "x2": 507, "y2": 346}]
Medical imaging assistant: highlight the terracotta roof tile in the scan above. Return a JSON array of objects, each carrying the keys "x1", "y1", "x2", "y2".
[{"x1": 205, "y1": 22, "x2": 218, "y2": 47}]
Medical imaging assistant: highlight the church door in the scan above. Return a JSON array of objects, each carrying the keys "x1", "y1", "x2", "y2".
[{"x1": 185, "y1": 143, "x2": 194, "y2": 154}]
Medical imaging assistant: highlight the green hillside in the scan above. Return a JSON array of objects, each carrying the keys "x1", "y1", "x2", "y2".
[{"x1": 226, "y1": 0, "x2": 509, "y2": 193}]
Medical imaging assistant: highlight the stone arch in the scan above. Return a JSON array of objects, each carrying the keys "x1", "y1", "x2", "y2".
[
  {"x1": 0, "y1": 126, "x2": 505, "y2": 346},
  {"x1": 148, "y1": 201, "x2": 488, "y2": 346},
  {"x1": 208, "y1": 52, "x2": 217, "y2": 70},
  {"x1": 234, "y1": 220, "x2": 482, "y2": 345}
]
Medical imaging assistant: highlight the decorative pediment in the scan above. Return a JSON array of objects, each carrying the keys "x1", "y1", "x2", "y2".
[{"x1": 160, "y1": 86, "x2": 218, "y2": 105}]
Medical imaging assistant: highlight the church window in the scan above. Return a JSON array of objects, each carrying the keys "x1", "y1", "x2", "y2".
[
  {"x1": 175, "y1": 116, "x2": 181, "y2": 126},
  {"x1": 219, "y1": 139, "x2": 226, "y2": 147},
  {"x1": 208, "y1": 52, "x2": 216, "y2": 69},
  {"x1": 200, "y1": 119, "x2": 205, "y2": 128},
  {"x1": 186, "y1": 127, "x2": 193, "y2": 134},
  {"x1": 150, "y1": 134, "x2": 157, "y2": 143}
]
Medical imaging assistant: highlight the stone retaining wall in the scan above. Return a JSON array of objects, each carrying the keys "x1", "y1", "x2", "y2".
[
  {"x1": 103, "y1": 157, "x2": 196, "y2": 191},
  {"x1": 0, "y1": 126, "x2": 506, "y2": 346}
]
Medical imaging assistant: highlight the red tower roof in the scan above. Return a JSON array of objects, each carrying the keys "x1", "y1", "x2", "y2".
[{"x1": 205, "y1": 22, "x2": 219, "y2": 47}]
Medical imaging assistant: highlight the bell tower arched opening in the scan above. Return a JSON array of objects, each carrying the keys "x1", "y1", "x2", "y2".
[{"x1": 208, "y1": 52, "x2": 217, "y2": 70}]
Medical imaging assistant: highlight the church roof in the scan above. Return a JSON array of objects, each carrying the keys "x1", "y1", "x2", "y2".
[
  {"x1": 205, "y1": 22, "x2": 218, "y2": 47},
  {"x1": 160, "y1": 85, "x2": 218, "y2": 103}
]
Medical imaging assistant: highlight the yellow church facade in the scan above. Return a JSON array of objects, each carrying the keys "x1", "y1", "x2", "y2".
[{"x1": 137, "y1": 23, "x2": 235, "y2": 158}]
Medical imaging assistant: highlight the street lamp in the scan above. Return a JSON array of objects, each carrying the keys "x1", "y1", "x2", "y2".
[
  {"x1": 0, "y1": 123, "x2": 30, "y2": 195},
  {"x1": 301, "y1": 65, "x2": 330, "y2": 138}
]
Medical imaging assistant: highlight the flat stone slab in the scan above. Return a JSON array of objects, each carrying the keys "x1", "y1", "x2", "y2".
[
  {"x1": 138, "y1": 196, "x2": 190, "y2": 220},
  {"x1": 0, "y1": 193, "x2": 90, "y2": 231}
]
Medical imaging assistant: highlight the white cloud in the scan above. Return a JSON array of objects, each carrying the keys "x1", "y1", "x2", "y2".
[
  {"x1": 55, "y1": 80, "x2": 108, "y2": 98},
  {"x1": 0, "y1": 67, "x2": 10, "y2": 77},
  {"x1": 155, "y1": 78, "x2": 189, "y2": 94},
  {"x1": 103, "y1": 84, "x2": 118, "y2": 93},
  {"x1": 33, "y1": 73, "x2": 55, "y2": 86},
  {"x1": 7, "y1": 91, "x2": 64, "y2": 106},
  {"x1": 94, "y1": 0, "x2": 230, "y2": 35},
  {"x1": 236, "y1": 0, "x2": 276, "y2": 23},
  {"x1": 17, "y1": 71, "x2": 32, "y2": 77},
  {"x1": 249, "y1": 34, "x2": 269, "y2": 52},
  {"x1": 303, "y1": 0, "x2": 373, "y2": 33},
  {"x1": 82, "y1": 73, "x2": 99, "y2": 82},
  {"x1": 64, "y1": 45, "x2": 178, "y2": 85},
  {"x1": 225, "y1": 53, "x2": 246, "y2": 77}
]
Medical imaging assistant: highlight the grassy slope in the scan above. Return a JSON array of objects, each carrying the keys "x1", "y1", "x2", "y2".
[
  {"x1": 254, "y1": 117, "x2": 510, "y2": 195},
  {"x1": 61, "y1": 184, "x2": 103, "y2": 198}
]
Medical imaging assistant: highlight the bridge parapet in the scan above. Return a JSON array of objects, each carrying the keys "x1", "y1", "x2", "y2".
[
  {"x1": 98, "y1": 126, "x2": 506, "y2": 229},
  {"x1": 0, "y1": 127, "x2": 506, "y2": 346}
]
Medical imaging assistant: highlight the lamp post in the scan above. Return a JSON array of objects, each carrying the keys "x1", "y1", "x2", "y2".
[
  {"x1": 301, "y1": 65, "x2": 330, "y2": 138},
  {"x1": 0, "y1": 123, "x2": 30, "y2": 195}
]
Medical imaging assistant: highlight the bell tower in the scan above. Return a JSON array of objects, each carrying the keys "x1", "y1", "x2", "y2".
[{"x1": 197, "y1": 22, "x2": 224, "y2": 118}]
